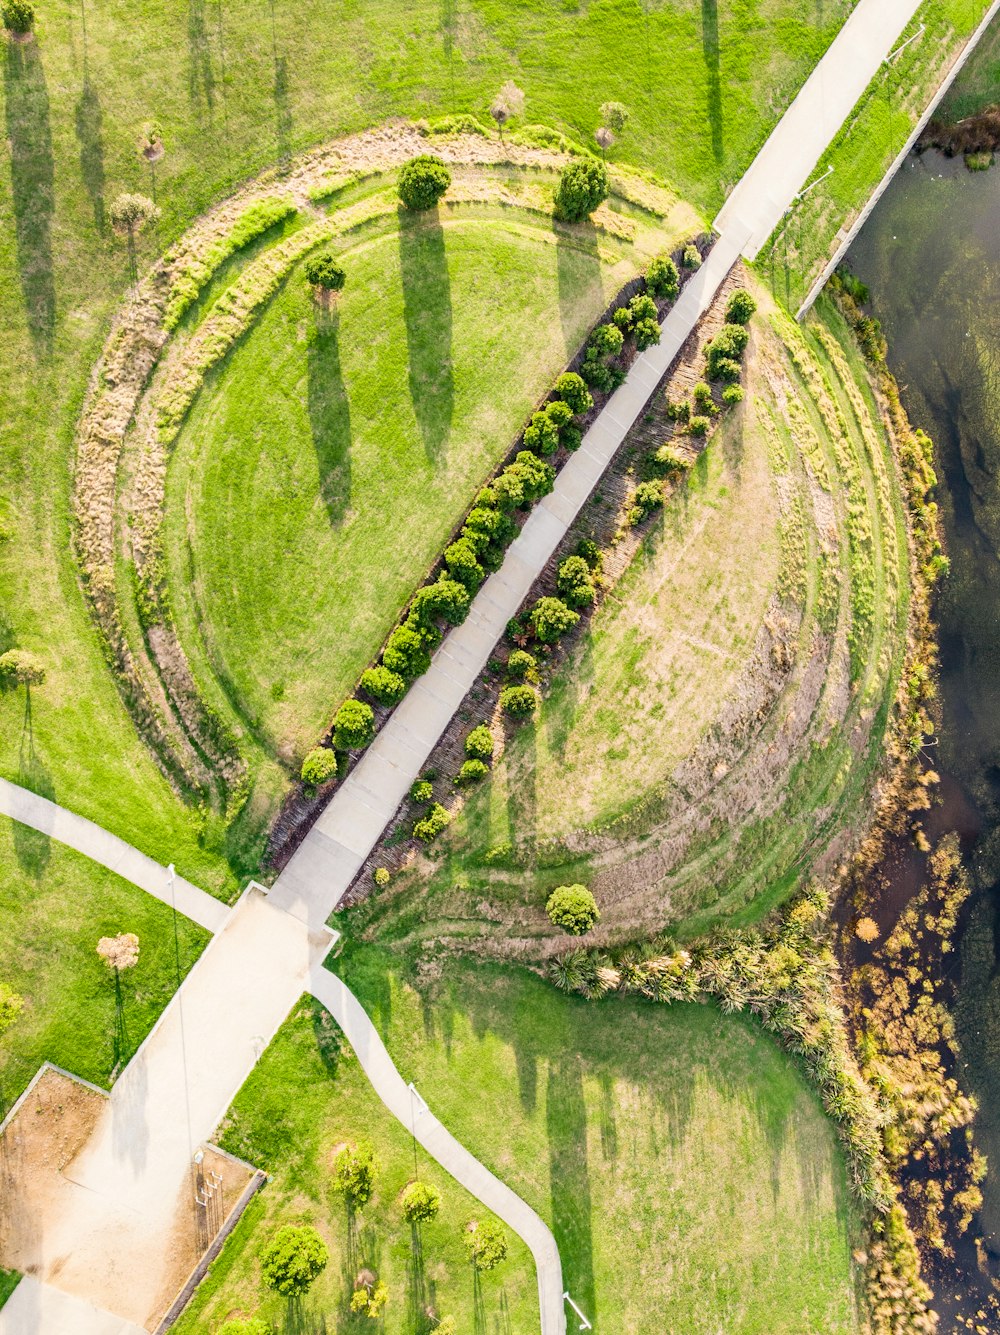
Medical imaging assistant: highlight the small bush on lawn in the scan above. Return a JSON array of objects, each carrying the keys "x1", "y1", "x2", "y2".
[
  {"x1": 726, "y1": 288, "x2": 757, "y2": 325},
  {"x1": 652, "y1": 444, "x2": 690, "y2": 476},
  {"x1": 411, "y1": 778, "x2": 433, "y2": 804},
  {"x1": 646, "y1": 254, "x2": 680, "y2": 300},
  {"x1": 688, "y1": 415, "x2": 710, "y2": 437},
  {"x1": 554, "y1": 371, "x2": 593, "y2": 415},
  {"x1": 398, "y1": 155, "x2": 451, "y2": 210},
  {"x1": 383, "y1": 625, "x2": 432, "y2": 680},
  {"x1": 359, "y1": 665, "x2": 407, "y2": 706},
  {"x1": 402, "y1": 1180, "x2": 441, "y2": 1224},
  {"x1": 506, "y1": 649, "x2": 537, "y2": 681},
  {"x1": 723, "y1": 384, "x2": 745, "y2": 406},
  {"x1": 457, "y1": 759, "x2": 490, "y2": 784},
  {"x1": 553, "y1": 158, "x2": 610, "y2": 222},
  {"x1": 464, "y1": 725, "x2": 494, "y2": 761},
  {"x1": 374, "y1": 867, "x2": 390, "y2": 886},
  {"x1": 529, "y1": 596, "x2": 579, "y2": 644},
  {"x1": 304, "y1": 252, "x2": 346, "y2": 293},
  {"x1": 414, "y1": 802, "x2": 452, "y2": 842},
  {"x1": 410, "y1": 577, "x2": 470, "y2": 627},
  {"x1": 333, "y1": 698, "x2": 375, "y2": 750},
  {"x1": 546, "y1": 884, "x2": 600, "y2": 934},
  {"x1": 628, "y1": 479, "x2": 665, "y2": 526},
  {"x1": 301, "y1": 747, "x2": 337, "y2": 787},
  {"x1": 499, "y1": 684, "x2": 538, "y2": 718},
  {"x1": 333, "y1": 1142, "x2": 380, "y2": 1208},
  {"x1": 261, "y1": 1225, "x2": 329, "y2": 1297},
  {"x1": 464, "y1": 1218, "x2": 509, "y2": 1272},
  {"x1": 443, "y1": 537, "x2": 485, "y2": 592},
  {"x1": 557, "y1": 554, "x2": 596, "y2": 608},
  {"x1": 2, "y1": 0, "x2": 34, "y2": 33},
  {"x1": 683, "y1": 243, "x2": 702, "y2": 269}
]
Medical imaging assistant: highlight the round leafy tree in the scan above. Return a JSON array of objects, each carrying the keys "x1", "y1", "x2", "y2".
[
  {"x1": 260, "y1": 1225, "x2": 329, "y2": 1297},
  {"x1": 546, "y1": 884, "x2": 600, "y2": 935},
  {"x1": 2, "y1": 0, "x2": 34, "y2": 33},
  {"x1": 333, "y1": 1142, "x2": 380, "y2": 1208},
  {"x1": 401, "y1": 1180, "x2": 442, "y2": 1224},
  {"x1": 529, "y1": 596, "x2": 579, "y2": 644},
  {"x1": 108, "y1": 191, "x2": 160, "y2": 238},
  {"x1": 600, "y1": 100, "x2": 630, "y2": 134},
  {"x1": 444, "y1": 537, "x2": 485, "y2": 593},
  {"x1": 499, "y1": 684, "x2": 538, "y2": 718},
  {"x1": 383, "y1": 624, "x2": 432, "y2": 681},
  {"x1": 360, "y1": 665, "x2": 407, "y2": 706},
  {"x1": 0, "y1": 649, "x2": 45, "y2": 687},
  {"x1": 554, "y1": 371, "x2": 593, "y2": 416},
  {"x1": 725, "y1": 288, "x2": 757, "y2": 325},
  {"x1": 333, "y1": 698, "x2": 375, "y2": 751},
  {"x1": 410, "y1": 577, "x2": 470, "y2": 627},
  {"x1": 646, "y1": 254, "x2": 679, "y2": 300},
  {"x1": 464, "y1": 1218, "x2": 508, "y2": 1272},
  {"x1": 304, "y1": 252, "x2": 346, "y2": 295},
  {"x1": 505, "y1": 649, "x2": 537, "y2": 681},
  {"x1": 398, "y1": 155, "x2": 451, "y2": 211},
  {"x1": 554, "y1": 158, "x2": 610, "y2": 223},
  {"x1": 557, "y1": 555, "x2": 594, "y2": 608},
  {"x1": 464, "y1": 724, "x2": 494, "y2": 762},
  {"x1": 301, "y1": 746, "x2": 337, "y2": 787},
  {"x1": 457, "y1": 758, "x2": 489, "y2": 784}
]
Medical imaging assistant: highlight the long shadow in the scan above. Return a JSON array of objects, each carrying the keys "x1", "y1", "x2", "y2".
[
  {"x1": 546, "y1": 1053, "x2": 596, "y2": 1323},
  {"x1": 187, "y1": 0, "x2": 216, "y2": 113},
  {"x1": 274, "y1": 53, "x2": 292, "y2": 172},
  {"x1": 702, "y1": 0, "x2": 724, "y2": 164},
  {"x1": 14, "y1": 689, "x2": 53, "y2": 877},
  {"x1": 440, "y1": 0, "x2": 457, "y2": 103},
  {"x1": 75, "y1": 72, "x2": 105, "y2": 231},
  {"x1": 4, "y1": 39, "x2": 56, "y2": 353},
  {"x1": 555, "y1": 223, "x2": 604, "y2": 355},
  {"x1": 307, "y1": 313, "x2": 353, "y2": 526},
  {"x1": 399, "y1": 210, "x2": 454, "y2": 462},
  {"x1": 503, "y1": 710, "x2": 537, "y2": 851}
]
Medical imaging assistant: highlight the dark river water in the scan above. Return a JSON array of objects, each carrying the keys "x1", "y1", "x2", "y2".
[{"x1": 849, "y1": 150, "x2": 1000, "y2": 1284}]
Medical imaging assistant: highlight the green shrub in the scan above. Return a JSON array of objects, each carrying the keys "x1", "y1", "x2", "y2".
[
  {"x1": 682, "y1": 243, "x2": 702, "y2": 269},
  {"x1": 217, "y1": 1317, "x2": 272, "y2": 1335},
  {"x1": 628, "y1": 479, "x2": 665, "y2": 526},
  {"x1": 492, "y1": 468, "x2": 526, "y2": 510},
  {"x1": 588, "y1": 323, "x2": 624, "y2": 359},
  {"x1": 580, "y1": 355, "x2": 614, "y2": 393},
  {"x1": 546, "y1": 884, "x2": 600, "y2": 934},
  {"x1": 401, "y1": 1180, "x2": 442, "y2": 1224},
  {"x1": 722, "y1": 384, "x2": 745, "y2": 406},
  {"x1": 522, "y1": 408, "x2": 560, "y2": 456},
  {"x1": 260, "y1": 1226, "x2": 329, "y2": 1297},
  {"x1": 333, "y1": 698, "x2": 375, "y2": 750},
  {"x1": 499, "y1": 684, "x2": 538, "y2": 718},
  {"x1": 333, "y1": 1142, "x2": 380, "y2": 1208},
  {"x1": 546, "y1": 399, "x2": 574, "y2": 432},
  {"x1": 457, "y1": 758, "x2": 489, "y2": 784},
  {"x1": 554, "y1": 371, "x2": 593, "y2": 415},
  {"x1": 557, "y1": 554, "x2": 596, "y2": 608},
  {"x1": 600, "y1": 100, "x2": 630, "y2": 134},
  {"x1": 397, "y1": 155, "x2": 451, "y2": 210},
  {"x1": 374, "y1": 867, "x2": 390, "y2": 887},
  {"x1": 301, "y1": 747, "x2": 337, "y2": 787},
  {"x1": 2, "y1": 0, "x2": 33, "y2": 32},
  {"x1": 713, "y1": 356, "x2": 742, "y2": 384},
  {"x1": 688, "y1": 415, "x2": 710, "y2": 437},
  {"x1": 706, "y1": 323, "x2": 749, "y2": 378},
  {"x1": 502, "y1": 451, "x2": 555, "y2": 503},
  {"x1": 529, "y1": 596, "x2": 579, "y2": 644},
  {"x1": 652, "y1": 444, "x2": 690, "y2": 475},
  {"x1": 0, "y1": 649, "x2": 45, "y2": 687},
  {"x1": 506, "y1": 649, "x2": 537, "y2": 680},
  {"x1": 304, "y1": 252, "x2": 346, "y2": 293},
  {"x1": 632, "y1": 317, "x2": 660, "y2": 351},
  {"x1": 665, "y1": 398, "x2": 690, "y2": 423},
  {"x1": 725, "y1": 288, "x2": 757, "y2": 325},
  {"x1": 646, "y1": 254, "x2": 680, "y2": 300},
  {"x1": 410, "y1": 778, "x2": 433, "y2": 803},
  {"x1": 414, "y1": 802, "x2": 452, "y2": 842},
  {"x1": 443, "y1": 537, "x2": 485, "y2": 592},
  {"x1": 464, "y1": 1219, "x2": 509, "y2": 1272},
  {"x1": 383, "y1": 624, "x2": 432, "y2": 680},
  {"x1": 553, "y1": 158, "x2": 610, "y2": 223},
  {"x1": 693, "y1": 381, "x2": 715, "y2": 410},
  {"x1": 561, "y1": 425, "x2": 583, "y2": 452},
  {"x1": 359, "y1": 665, "x2": 407, "y2": 706},
  {"x1": 576, "y1": 538, "x2": 602, "y2": 570},
  {"x1": 410, "y1": 577, "x2": 471, "y2": 626},
  {"x1": 462, "y1": 507, "x2": 500, "y2": 551},
  {"x1": 464, "y1": 725, "x2": 494, "y2": 761}
]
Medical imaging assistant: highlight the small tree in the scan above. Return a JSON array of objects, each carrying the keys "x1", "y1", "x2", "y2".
[
  {"x1": 397, "y1": 155, "x2": 451, "y2": 211},
  {"x1": 600, "y1": 101, "x2": 630, "y2": 135},
  {"x1": 301, "y1": 746, "x2": 337, "y2": 787},
  {"x1": 0, "y1": 983, "x2": 24, "y2": 1038},
  {"x1": 464, "y1": 724, "x2": 494, "y2": 762},
  {"x1": 682, "y1": 243, "x2": 702, "y2": 270},
  {"x1": 464, "y1": 1218, "x2": 508, "y2": 1272},
  {"x1": 410, "y1": 577, "x2": 471, "y2": 627},
  {"x1": 554, "y1": 371, "x2": 593, "y2": 416},
  {"x1": 414, "y1": 802, "x2": 451, "y2": 842},
  {"x1": 109, "y1": 192, "x2": 159, "y2": 240},
  {"x1": 401, "y1": 1180, "x2": 442, "y2": 1224},
  {"x1": 0, "y1": 649, "x2": 45, "y2": 688},
  {"x1": 457, "y1": 758, "x2": 489, "y2": 784},
  {"x1": 505, "y1": 649, "x2": 537, "y2": 681},
  {"x1": 725, "y1": 288, "x2": 757, "y2": 325},
  {"x1": 333, "y1": 1142, "x2": 380, "y2": 1208},
  {"x1": 1, "y1": 0, "x2": 34, "y2": 36},
  {"x1": 444, "y1": 538, "x2": 485, "y2": 593},
  {"x1": 646, "y1": 255, "x2": 679, "y2": 301},
  {"x1": 351, "y1": 1278, "x2": 389, "y2": 1318},
  {"x1": 97, "y1": 932, "x2": 140, "y2": 974},
  {"x1": 139, "y1": 122, "x2": 164, "y2": 160},
  {"x1": 722, "y1": 384, "x2": 745, "y2": 407},
  {"x1": 260, "y1": 1225, "x2": 329, "y2": 1298},
  {"x1": 557, "y1": 555, "x2": 595, "y2": 608},
  {"x1": 499, "y1": 684, "x2": 537, "y2": 718},
  {"x1": 529, "y1": 596, "x2": 579, "y2": 644},
  {"x1": 553, "y1": 158, "x2": 610, "y2": 223},
  {"x1": 383, "y1": 624, "x2": 432, "y2": 680},
  {"x1": 304, "y1": 252, "x2": 346, "y2": 306},
  {"x1": 489, "y1": 80, "x2": 525, "y2": 141},
  {"x1": 333, "y1": 698, "x2": 375, "y2": 750},
  {"x1": 359, "y1": 665, "x2": 407, "y2": 706},
  {"x1": 410, "y1": 777, "x2": 433, "y2": 804},
  {"x1": 546, "y1": 884, "x2": 600, "y2": 934}
]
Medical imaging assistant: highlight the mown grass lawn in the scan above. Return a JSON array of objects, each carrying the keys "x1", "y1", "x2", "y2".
[
  {"x1": 0, "y1": 817, "x2": 208, "y2": 1110},
  {"x1": 337, "y1": 945, "x2": 862, "y2": 1335},
  {"x1": 0, "y1": 0, "x2": 853, "y2": 888},
  {"x1": 0, "y1": 1270, "x2": 18, "y2": 1310},
  {"x1": 174, "y1": 997, "x2": 539, "y2": 1335}
]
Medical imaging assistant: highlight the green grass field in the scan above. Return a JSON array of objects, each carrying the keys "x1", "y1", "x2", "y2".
[
  {"x1": 336, "y1": 945, "x2": 862, "y2": 1335},
  {"x1": 0, "y1": 1270, "x2": 18, "y2": 1310},
  {"x1": 0, "y1": 0, "x2": 855, "y2": 889},
  {"x1": 0, "y1": 818, "x2": 208, "y2": 1110},
  {"x1": 173, "y1": 997, "x2": 540, "y2": 1334},
  {"x1": 938, "y1": 10, "x2": 1000, "y2": 119}
]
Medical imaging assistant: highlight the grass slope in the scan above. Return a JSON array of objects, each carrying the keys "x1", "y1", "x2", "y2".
[
  {"x1": 1, "y1": 0, "x2": 851, "y2": 888},
  {"x1": 0, "y1": 819, "x2": 208, "y2": 1108},
  {"x1": 174, "y1": 998, "x2": 539, "y2": 1334},
  {"x1": 338, "y1": 946, "x2": 862, "y2": 1335}
]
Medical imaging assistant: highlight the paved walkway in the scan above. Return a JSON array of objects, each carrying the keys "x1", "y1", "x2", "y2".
[
  {"x1": 0, "y1": 1276, "x2": 145, "y2": 1335},
  {"x1": 0, "y1": 777, "x2": 228, "y2": 933},
  {"x1": 310, "y1": 968, "x2": 566, "y2": 1332}
]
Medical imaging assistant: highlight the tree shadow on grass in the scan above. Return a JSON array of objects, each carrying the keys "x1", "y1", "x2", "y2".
[
  {"x1": 187, "y1": 0, "x2": 216, "y2": 114},
  {"x1": 399, "y1": 210, "x2": 454, "y2": 463},
  {"x1": 702, "y1": 0, "x2": 724, "y2": 165},
  {"x1": 274, "y1": 52, "x2": 293, "y2": 173},
  {"x1": 555, "y1": 222, "x2": 604, "y2": 355},
  {"x1": 546, "y1": 1052, "x2": 596, "y2": 1323},
  {"x1": 14, "y1": 689, "x2": 53, "y2": 877},
  {"x1": 75, "y1": 72, "x2": 106, "y2": 231},
  {"x1": 4, "y1": 39, "x2": 56, "y2": 354},
  {"x1": 503, "y1": 715, "x2": 537, "y2": 852},
  {"x1": 406, "y1": 1222, "x2": 440, "y2": 1332},
  {"x1": 307, "y1": 311, "x2": 353, "y2": 526}
]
